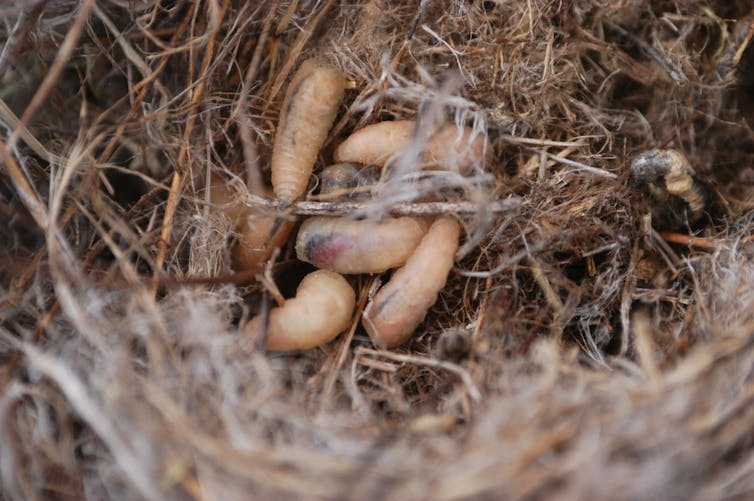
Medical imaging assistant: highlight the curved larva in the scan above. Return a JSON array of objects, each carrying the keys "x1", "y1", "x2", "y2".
[
  {"x1": 244, "y1": 269, "x2": 356, "y2": 351},
  {"x1": 295, "y1": 216, "x2": 429, "y2": 274},
  {"x1": 362, "y1": 216, "x2": 460, "y2": 348},
  {"x1": 333, "y1": 121, "x2": 487, "y2": 172},
  {"x1": 271, "y1": 58, "x2": 346, "y2": 202}
]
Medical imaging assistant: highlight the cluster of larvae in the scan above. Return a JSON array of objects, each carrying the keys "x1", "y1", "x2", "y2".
[{"x1": 212, "y1": 58, "x2": 486, "y2": 351}]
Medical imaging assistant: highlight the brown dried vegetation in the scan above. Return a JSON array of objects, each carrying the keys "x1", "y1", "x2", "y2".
[{"x1": 2, "y1": 0, "x2": 754, "y2": 499}]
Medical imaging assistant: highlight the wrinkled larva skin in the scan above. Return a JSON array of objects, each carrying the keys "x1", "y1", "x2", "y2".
[
  {"x1": 362, "y1": 216, "x2": 460, "y2": 348},
  {"x1": 271, "y1": 58, "x2": 346, "y2": 202},
  {"x1": 245, "y1": 269, "x2": 356, "y2": 351},
  {"x1": 334, "y1": 120, "x2": 487, "y2": 173},
  {"x1": 295, "y1": 216, "x2": 429, "y2": 274}
]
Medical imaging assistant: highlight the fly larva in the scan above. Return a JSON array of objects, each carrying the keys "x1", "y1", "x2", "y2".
[
  {"x1": 271, "y1": 58, "x2": 346, "y2": 202},
  {"x1": 333, "y1": 120, "x2": 415, "y2": 166},
  {"x1": 630, "y1": 148, "x2": 707, "y2": 222},
  {"x1": 208, "y1": 175, "x2": 249, "y2": 222},
  {"x1": 424, "y1": 124, "x2": 487, "y2": 173},
  {"x1": 318, "y1": 162, "x2": 381, "y2": 201},
  {"x1": 295, "y1": 216, "x2": 429, "y2": 274},
  {"x1": 234, "y1": 214, "x2": 294, "y2": 271},
  {"x1": 333, "y1": 121, "x2": 487, "y2": 172},
  {"x1": 362, "y1": 216, "x2": 460, "y2": 348},
  {"x1": 244, "y1": 269, "x2": 356, "y2": 351},
  {"x1": 209, "y1": 178, "x2": 292, "y2": 270}
]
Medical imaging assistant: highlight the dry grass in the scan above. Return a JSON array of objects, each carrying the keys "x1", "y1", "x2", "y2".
[{"x1": 2, "y1": 0, "x2": 754, "y2": 499}]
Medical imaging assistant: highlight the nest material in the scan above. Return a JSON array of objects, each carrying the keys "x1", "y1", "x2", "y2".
[{"x1": 2, "y1": 0, "x2": 754, "y2": 499}]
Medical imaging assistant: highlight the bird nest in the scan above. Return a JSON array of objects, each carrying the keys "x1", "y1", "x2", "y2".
[{"x1": 2, "y1": 1, "x2": 754, "y2": 499}]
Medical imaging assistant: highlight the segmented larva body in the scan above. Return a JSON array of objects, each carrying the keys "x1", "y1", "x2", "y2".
[
  {"x1": 295, "y1": 216, "x2": 429, "y2": 274},
  {"x1": 271, "y1": 58, "x2": 346, "y2": 202},
  {"x1": 362, "y1": 216, "x2": 460, "y2": 348},
  {"x1": 245, "y1": 269, "x2": 356, "y2": 351},
  {"x1": 334, "y1": 120, "x2": 487, "y2": 172}
]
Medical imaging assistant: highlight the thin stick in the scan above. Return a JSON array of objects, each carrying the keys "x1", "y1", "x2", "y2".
[
  {"x1": 660, "y1": 231, "x2": 718, "y2": 250},
  {"x1": 543, "y1": 151, "x2": 618, "y2": 179},
  {"x1": 499, "y1": 134, "x2": 588, "y2": 148},
  {"x1": 354, "y1": 347, "x2": 481, "y2": 402},
  {"x1": 528, "y1": 256, "x2": 564, "y2": 316},
  {"x1": 242, "y1": 195, "x2": 520, "y2": 217},
  {"x1": 0, "y1": 141, "x2": 48, "y2": 229}
]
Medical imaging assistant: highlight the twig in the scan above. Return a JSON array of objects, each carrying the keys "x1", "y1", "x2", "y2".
[
  {"x1": 528, "y1": 256, "x2": 564, "y2": 316},
  {"x1": 0, "y1": 141, "x2": 48, "y2": 229},
  {"x1": 660, "y1": 231, "x2": 718, "y2": 250},
  {"x1": 499, "y1": 134, "x2": 588, "y2": 148},
  {"x1": 242, "y1": 195, "x2": 521, "y2": 217},
  {"x1": 619, "y1": 240, "x2": 641, "y2": 357},
  {"x1": 354, "y1": 347, "x2": 482, "y2": 402},
  {"x1": 543, "y1": 151, "x2": 618, "y2": 179}
]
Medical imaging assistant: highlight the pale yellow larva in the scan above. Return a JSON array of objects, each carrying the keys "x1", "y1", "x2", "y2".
[
  {"x1": 630, "y1": 148, "x2": 706, "y2": 222},
  {"x1": 295, "y1": 216, "x2": 429, "y2": 274},
  {"x1": 362, "y1": 216, "x2": 460, "y2": 348},
  {"x1": 244, "y1": 269, "x2": 356, "y2": 351},
  {"x1": 334, "y1": 121, "x2": 487, "y2": 173},
  {"x1": 208, "y1": 177, "x2": 292, "y2": 270},
  {"x1": 271, "y1": 58, "x2": 346, "y2": 202}
]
